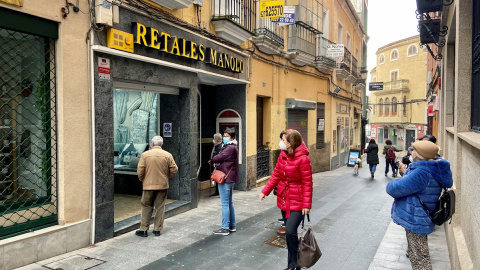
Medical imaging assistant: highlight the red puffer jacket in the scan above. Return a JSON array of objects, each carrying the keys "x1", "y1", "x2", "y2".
[{"x1": 261, "y1": 142, "x2": 313, "y2": 218}]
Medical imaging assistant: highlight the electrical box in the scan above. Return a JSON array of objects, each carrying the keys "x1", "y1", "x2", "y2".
[
  {"x1": 193, "y1": 0, "x2": 203, "y2": 6},
  {"x1": 95, "y1": 0, "x2": 113, "y2": 27}
]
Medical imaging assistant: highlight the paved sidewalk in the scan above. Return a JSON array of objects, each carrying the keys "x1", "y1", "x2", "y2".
[{"x1": 369, "y1": 221, "x2": 451, "y2": 270}]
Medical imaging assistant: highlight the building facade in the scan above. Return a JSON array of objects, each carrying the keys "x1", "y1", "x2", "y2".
[
  {"x1": 416, "y1": 0, "x2": 480, "y2": 268},
  {"x1": 369, "y1": 35, "x2": 429, "y2": 150}
]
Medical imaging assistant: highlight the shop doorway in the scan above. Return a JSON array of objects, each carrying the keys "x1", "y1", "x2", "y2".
[
  {"x1": 111, "y1": 81, "x2": 179, "y2": 225},
  {"x1": 405, "y1": 129, "x2": 416, "y2": 149}
]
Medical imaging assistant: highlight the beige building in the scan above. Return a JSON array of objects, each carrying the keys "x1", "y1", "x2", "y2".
[
  {"x1": 421, "y1": 0, "x2": 480, "y2": 268},
  {"x1": 369, "y1": 35, "x2": 429, "y2": 150}
]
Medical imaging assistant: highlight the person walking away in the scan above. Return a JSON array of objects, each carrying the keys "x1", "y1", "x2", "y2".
[
  {"x1": 135, "y1": 136, "x2": 178, "y2": 237},
  {"x1": 211, "y1": 127, "x2": 239, "y2": 236},
  {"x1": 387, "y1": 141, "x2": 453, "y2": 270},
  {"x1": 364, "y1": 139, "x2": 379, "y2": 178},
  {"x1": 208, "y1": 133, "x2": 223, "y2": 197},
  {"x1": 383, "y1": 139, "x2": 400, "y2": 177},
  {"x1": 259, "y1": 129, "x2": 313, "y2": 270}
]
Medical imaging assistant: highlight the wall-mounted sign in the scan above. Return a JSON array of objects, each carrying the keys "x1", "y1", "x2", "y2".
[
  {"x1": 106, "y1": 23, "x2": 244, "y2": 74},
  {"x1": 317, "y1": 118, "x2": 325, "y2": 131},
  {"x1": 272, "y1": 6, "x2": 295, "y2": 24},
  {"x1": 327, "y1": 44, "x2": 344, "y2": 57},
  {"x1": 98, "y1": 57, "x2": 111, "y2": 81},
  {"x1": 259, "y1": 0, "x2": 284, "y2": 19},
  {"x1": 369, "y1": 82, "x2": 384, "y2": 91},
  {"x1": 163, "y1": 123, "x2": 172, "y2": 137}
]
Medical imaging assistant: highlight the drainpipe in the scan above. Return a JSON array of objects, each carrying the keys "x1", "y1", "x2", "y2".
[{"x1": 88, "y1": 28, "x2": 96, "y2": 244}]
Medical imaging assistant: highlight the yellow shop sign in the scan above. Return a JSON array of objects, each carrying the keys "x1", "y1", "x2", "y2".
[
  {"x1": 106, "y1": 23, "x2": 244, "y2": 73},
  {"x1": 259, "y1": 0, "x2": 284, "y2": 19}
]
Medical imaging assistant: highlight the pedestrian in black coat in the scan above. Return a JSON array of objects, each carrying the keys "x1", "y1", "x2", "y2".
[
  {"x1": 364, "y1": 139, "x2": 379, "y2": 178},
  {"x1": 208, "y1": 133, "x2": 223, "y2": 197}
]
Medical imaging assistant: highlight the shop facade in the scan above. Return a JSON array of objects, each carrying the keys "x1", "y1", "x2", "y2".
[{"x1": 92, "y1": 6, "x2": 248, "y2": 242}]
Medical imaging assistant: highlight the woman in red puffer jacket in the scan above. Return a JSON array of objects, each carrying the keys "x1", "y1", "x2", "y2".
[{"x1": 259, "y1": 129, "x2": 313, "y2": 270}]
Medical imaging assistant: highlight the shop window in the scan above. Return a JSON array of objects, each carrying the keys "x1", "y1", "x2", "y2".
[
  {"x1": 113, "y1": 89, "x2": 159, "y2": 170},
  {"x1": 0, "y1": 26, "x2": 58, "y2": 238}
]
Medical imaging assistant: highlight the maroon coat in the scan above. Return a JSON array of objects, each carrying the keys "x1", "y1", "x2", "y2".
[
  {"x1": 211, "y1": 141, "x2": 238, "y2": 183},
  {"x1": 262, "y1": 142, "x2": 313, "y2": 218}
]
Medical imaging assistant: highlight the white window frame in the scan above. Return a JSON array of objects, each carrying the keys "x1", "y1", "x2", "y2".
[
  {"x1": 407, "y1": 44, "x2": 418, "y2": 57},
  {"x1": 322, "y1": 9, "x2": 329, "y2": 40},
  {"x1": 337, "y1": 22, "x2": 343, "y2": 44},
  {"x1": 216, "y1": 109, "x2": 243, "y2": 164},
  {"x1": 346, "y1": 33, "x2": 351, "y2": 50},
  {"x1": 390, "y1": 69, "x2": 399, "y2": 81},
  {"x1": 379, "y1": 53, "x2": 385, "y2": 65},
  {"x1": 390, "y1": 48, "x2": 399, "y2": 61}
]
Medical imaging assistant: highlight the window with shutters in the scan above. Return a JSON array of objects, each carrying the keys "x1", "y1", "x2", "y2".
[{"x1": 316, "y1": 103, "x2": 325, "y2": 149}]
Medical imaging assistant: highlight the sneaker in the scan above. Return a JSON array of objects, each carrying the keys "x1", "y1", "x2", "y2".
[
  {"x1": 213, "y1": 228, "x2": 230, "y2": 235},
  {"x1": 277, "y1": 218, "x2": 284, "y2": 223},
  {"x1": 229, "y1": 226, "x2": 236, "y2": 232}
]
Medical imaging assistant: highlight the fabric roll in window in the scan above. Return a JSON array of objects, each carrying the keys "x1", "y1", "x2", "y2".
[{"x1": 114, "y1": 90, "x2": 129, "y2": 124}]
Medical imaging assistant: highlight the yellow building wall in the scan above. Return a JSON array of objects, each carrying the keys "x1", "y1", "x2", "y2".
[
  {"x1": 370, "y1": 36, "x2": 428, "y2": 125},
  {"x1": 0, "y1": 1, "x2": 91, "y2": 224}
]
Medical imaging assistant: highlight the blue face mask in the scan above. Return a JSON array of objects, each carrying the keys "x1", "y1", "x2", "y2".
[{"x1": 223, "y1": 137, "x2": 230, "y2": 144}]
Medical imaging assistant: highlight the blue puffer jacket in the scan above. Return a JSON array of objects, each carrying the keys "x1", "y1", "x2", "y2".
[{"x1": 386, "y1": 159, "x2": 453, "y2": 234}]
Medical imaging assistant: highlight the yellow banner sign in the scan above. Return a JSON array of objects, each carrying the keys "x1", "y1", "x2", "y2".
[
  {"x1": 259, "y1": 0, "x2": 284, "y2": 19},
  {"x1": 0, "y1": 0, "x2": 23, "y2": 6}
]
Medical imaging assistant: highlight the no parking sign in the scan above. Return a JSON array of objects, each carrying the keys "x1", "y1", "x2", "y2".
[{"x1": 163, "y1": 123, "x2": 172, "y2": 137}]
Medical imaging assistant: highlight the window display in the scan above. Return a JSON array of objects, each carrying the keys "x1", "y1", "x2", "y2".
[{"x1": 113, "y1": 89, "x2": 158, "y2": 171}]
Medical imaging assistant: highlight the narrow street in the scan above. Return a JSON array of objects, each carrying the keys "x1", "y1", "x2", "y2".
[{"x1": 18, "y1": 158, "x2": 406, "y2": 270}]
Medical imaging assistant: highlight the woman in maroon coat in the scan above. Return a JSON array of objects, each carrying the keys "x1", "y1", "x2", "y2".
[{"x1": 259, "y1": 129, "x2": 313, "y2": 270}]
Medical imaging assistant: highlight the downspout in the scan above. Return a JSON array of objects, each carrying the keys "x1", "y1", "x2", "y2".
[{"x1": 88, "y1": 27, "x2": 96, "y2": 245}]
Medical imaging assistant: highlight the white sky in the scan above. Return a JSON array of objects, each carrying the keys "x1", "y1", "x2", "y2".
[{"x1": 366, "y1": 0, "x2": 420, "y2": 89}]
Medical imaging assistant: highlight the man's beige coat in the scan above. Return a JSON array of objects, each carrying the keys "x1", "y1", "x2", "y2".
[{"x1": 137, "y1": 146, "x2": 178, "y2": 190}]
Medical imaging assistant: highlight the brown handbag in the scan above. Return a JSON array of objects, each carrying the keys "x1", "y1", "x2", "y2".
[
  {"x1": 297, "y1": 214, "x2": 322, "y2": 268},
  {"x1": 211, "y1": 166, "x2": 233, "y2": 185}
]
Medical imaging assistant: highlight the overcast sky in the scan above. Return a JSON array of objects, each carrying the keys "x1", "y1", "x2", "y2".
[{"x1": 366, "y1": 0, "x2": 420, "y2": 86}]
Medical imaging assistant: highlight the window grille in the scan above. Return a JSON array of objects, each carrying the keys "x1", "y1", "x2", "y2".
[
  {"x1": 0, "y1": 27, "x2": 57, "y2": 239},
  {"x1": 288, "y1": 23, "x2": 316, "y2": 55},
  {"x1": 212, "y1": 0, "x2": 256, "y2": 32}
]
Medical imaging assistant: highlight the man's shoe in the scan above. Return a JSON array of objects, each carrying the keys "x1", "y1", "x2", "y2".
[
  {"x1": 277, "y1": 226, "x2": 286, "y2": 235},
  {"x1": 135, "y1": 230, "x2": 148, "y2": 237},
  {"x1": 229, "y1": 226, "x2": 236, "y2": 232},
  {"x1": 213, "y1": 228, "x2": 230, "y2": 235},
  {"x1": 209, "y1": 192, "x2": 219, "y2": 197},
  {"x1": 153, "y1": 230, "x2": 161, "y2": 236}
]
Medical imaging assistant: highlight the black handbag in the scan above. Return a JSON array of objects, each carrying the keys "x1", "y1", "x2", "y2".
[
  {"x1": 297, "y1": 214, "x2": 322, "y2": 268},
  {"x1": 416, "y1": 188, "x2": 456, "y2": 226}
]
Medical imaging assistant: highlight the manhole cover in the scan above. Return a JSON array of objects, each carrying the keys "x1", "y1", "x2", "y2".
[
  {"x1": 44, "y1": 254, "x2": 105, "y2": 270},
  {"x1": 264, "y1": 234, "x2": 287, "y2": 249}
]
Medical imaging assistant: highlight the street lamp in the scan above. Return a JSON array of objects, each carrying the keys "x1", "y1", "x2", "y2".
[{"x1": 360, "y1": 67, "x2": 368, "y2": 81}]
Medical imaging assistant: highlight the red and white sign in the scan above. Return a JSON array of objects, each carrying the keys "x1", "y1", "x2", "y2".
[
  {"x1": 428, "y1": 101, "x2": 435, "y2": 116},
  {"x1": 98, "y1": 57, "x2": 111, "y2": 81}
]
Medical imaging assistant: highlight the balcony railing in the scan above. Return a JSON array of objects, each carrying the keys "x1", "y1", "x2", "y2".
[
  {"x1": 212, "y1": 0, "x2": 256, "y2": 32},
  {"x1": 255, "y1": 18, "x2": 284, "y2": 45},
  {"x1": 288, "y1": 23, "x2": 316, "y2": 55},
  {"x1": 337, "y1": 47, "x2": 351, "y2": 73},
  {"x1": 351, "y1": 56, "x2": 358, "y2": 78},
  {"x1": 383, "y1": 80, "x2": 409, "y2": 91},
  {"x1": 295, "y1": 0, "x2": 323, "y2": 30},
  {"x1": 315, "y1": 37, "x2": 336, "y2": 67}
]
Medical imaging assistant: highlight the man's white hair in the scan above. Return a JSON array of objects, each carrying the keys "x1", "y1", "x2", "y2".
[
  {"x1": 213, "y1": 133, "x2": 222, "y2": 142},
  {"x1": 151, "y1": 136, "x2": 163, "y2": 146}
]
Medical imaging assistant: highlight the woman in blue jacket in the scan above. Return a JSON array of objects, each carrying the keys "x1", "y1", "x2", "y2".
[{"x1": 386, "y1": 141, "x2": 453, "y2": 270}]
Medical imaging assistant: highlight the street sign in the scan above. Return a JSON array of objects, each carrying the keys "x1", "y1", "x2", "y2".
[
  {"x1": 369, "y1": 82, "x2": 384, "y2": 91},
  {"x1": 326, "y1": 44, "x2": 344, "y2": 57},
  {"x1": 259, "y1": 0, "x2": 284, "y2": 19},
  {"x1": 272, "y1": 6, "x2": 295, "y2": 24}
]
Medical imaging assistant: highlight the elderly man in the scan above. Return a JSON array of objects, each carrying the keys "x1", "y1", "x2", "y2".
[{"x1": 135, "y1": 135, "x2": 178, "y2": 237}]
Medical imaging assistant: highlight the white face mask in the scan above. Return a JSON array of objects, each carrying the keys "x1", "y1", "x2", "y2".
[
  {"x1": 409, "y1": 155, "x2": 414, "y2": 163},
  {"x1": 279, "y1": 141, "x2": 287, "y2": 150}
]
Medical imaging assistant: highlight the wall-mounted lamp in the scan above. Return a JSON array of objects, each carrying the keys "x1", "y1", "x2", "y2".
[{"x1": 333, "y1": 87, "x2": 341, "y2": 94}]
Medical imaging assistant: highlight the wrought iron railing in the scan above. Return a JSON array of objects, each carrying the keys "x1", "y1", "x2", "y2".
[
  {"x1": 256, "y1": 146, "x2": 270, "y2": 179},
  {"x1": 383, "y1": 80, "x2": 409, "y2": 90},
  {"x1": 295, "y1": 0, "x2": 323, "y2": 31},
  {"x1": 255, "y1": 18, "x2": 284, "y2": 45},
  {"x1": 212, "y1": 0, "x2": 256, "y2": 32},
  {"x1": 0, "y1": 27, "x2": 58, "y2": 239},
  {"x1": 351, "y1": 56, "x2": 358, "y2": 78},
  {"x1": 315, "y1": 37, "x2": 336, "y2": 66},
  {"x1": 288, "y1": 23, "x2": 316, "y2": 55},
  {"x1": 337, "y1": 47, "x2": 351, "y2": 72}
]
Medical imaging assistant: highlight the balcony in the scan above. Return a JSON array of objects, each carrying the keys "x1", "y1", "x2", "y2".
[
  {"x1": 315, "y1": 37, "x2": 336, "y2": 73},
  {"x1": 152, "y1": 0, "x2": 194, "y2": 10},
  {"x1": 287, "y1": 23, "x2": 317, "y2": 66},
  {"x1": 374, "y1": 80, "x2": 410, "y2": 95},
  {"x1": 252, "y1": 18, "x2": 284, "y2": 55},
  {"x1": 211, "y1": 0, "x2": 256, "y2": 46},
  {"x1": 335, "y1": 47, "x2": 351, "y2": 80}
]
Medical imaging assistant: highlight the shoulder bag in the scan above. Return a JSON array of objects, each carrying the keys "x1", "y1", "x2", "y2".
[{"x1": 211, "y1": 166, "x2": 233, "y2": 185}]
